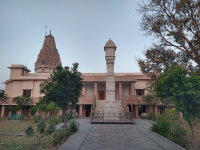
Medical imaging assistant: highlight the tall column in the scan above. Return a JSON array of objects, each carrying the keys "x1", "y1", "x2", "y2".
[
  {"x1": 131, "y1": 82, "x2": 135, "y2": 95},
  {"x1": 94, "y1": 82, "x2": 97, "y2": 100},
  {"x1": 104, "y1": 39, "x2": 119, "y2": 121},
  {"x1": 79, "y1": 105, "x2": 83, "y2": 118},
  {"x1": 119, "y1": 82, "x2": 122, "y2": 100},
  {"x1": 84, "y1": 83, "x2": 87, "y2": 96},
  {"x1": 82, "y1": 83, "x2": 85, "y2": 96},
  {"x1": 135, "y1": 105, "x2": 138, "y2": 118},
  {"x1": 149, "y1": 105, "x2": 153, "y2": 113},
  {"x1": 155, "y1": 105, "x2": 158, "y2": 117},
  {"x1": 179, "y1": 112, "x2": 183, "y2": 119},
  {"x1": 1, "y1": 105, "x2": 5, "y2": 118}
]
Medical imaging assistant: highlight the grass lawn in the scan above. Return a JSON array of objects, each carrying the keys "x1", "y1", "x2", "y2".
[
  {"x1": 0, "y1": 118, "x2": 38, "y2": 133},
  {"x1": 0, "y1": 118, "x2": 56, "y2": 150}
]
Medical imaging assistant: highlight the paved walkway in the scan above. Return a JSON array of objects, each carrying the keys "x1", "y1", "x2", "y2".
[{"x1": 58, "y1": 118, "x2": 186, "y2": 150}]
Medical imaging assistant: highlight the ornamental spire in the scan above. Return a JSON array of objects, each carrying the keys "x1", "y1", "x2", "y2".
[{"x1": 35, "y1": 31, "x2": 62, "y2": 73}]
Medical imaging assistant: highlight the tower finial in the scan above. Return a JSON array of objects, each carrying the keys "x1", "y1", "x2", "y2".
[{"x1": 50, "y1": 30, "x2": 51, "y2": 35}]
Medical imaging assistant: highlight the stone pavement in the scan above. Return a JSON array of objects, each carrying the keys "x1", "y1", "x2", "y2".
[{"x1": 58, "y1": 118, "x2": 186, "y2": 150}]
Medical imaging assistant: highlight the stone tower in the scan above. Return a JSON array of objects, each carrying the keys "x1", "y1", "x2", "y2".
[
  {"x1": 35, "y1": 31, "x2": 62, "y2": 73},
  {"x1": 104, "y1": 38, "x2": 119, "y2": 120}
]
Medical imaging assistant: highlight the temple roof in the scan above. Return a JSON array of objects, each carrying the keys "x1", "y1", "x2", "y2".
[{"x1": 35, "y1": 31, "x2": 62, "y2": 73}]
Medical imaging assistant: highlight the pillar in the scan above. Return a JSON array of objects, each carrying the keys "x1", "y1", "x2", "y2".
[
  {"x1": 79, "y1": 105, "x2": 83, "y2": 118},
  {"x1": 179, "y1": 112, "x2": 183, "y2": 119},
  {"x1": 85, "y1": 83, "x2": 87, "y2": 96},
  {"x1": 1, "y1": 105, "x2": 5, "y2": 118},
  {"x1": 131, "y1": 82, "x2": 135, "y2": 95},
  {"x1": 94, "y1": 82, "x2": 97, "y2": 100},
  {"x1": 119, "y1": 82, "x2": 122, "y2": 100},
  {"x1": 149, "y1": 105, "x2": 153, "y2": 114},
  {"x1": 135, "y1": 105, "x2": 138, "y2": 118},
  {"x1": 155, "y1": 105, "x2": 158, "y2": 117}
]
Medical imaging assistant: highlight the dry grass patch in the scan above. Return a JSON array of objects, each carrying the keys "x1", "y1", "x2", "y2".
[
  {"x1": 0, "y1": 118, "x2": 38, "y2": 133},
  {"x1": 0, "y1": 134, "x2": 54, "y2": 150}
]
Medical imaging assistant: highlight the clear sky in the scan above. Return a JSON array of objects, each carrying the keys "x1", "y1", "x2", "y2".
[{"x1": 0, "y1": 0, "x2": 153, "y2": 89}]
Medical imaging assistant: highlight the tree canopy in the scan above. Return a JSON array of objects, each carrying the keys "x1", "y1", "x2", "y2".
[
  {"x1": 154, "y1": 65, "x2": 200, "y2": 149},
  {"x1": 0, "y1": 94, "x2": 9, "y2": 104},
  {"x1": 40, "y1": 63, "x2": 84, "y2": 129},
  {"x1": 137, "y1": 0, "x2": 200, "y2": 76}
]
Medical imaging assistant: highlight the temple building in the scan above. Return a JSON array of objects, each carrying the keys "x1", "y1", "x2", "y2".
[{"x1": 0, "y1": 33, "x2": 164, "y2": 119}]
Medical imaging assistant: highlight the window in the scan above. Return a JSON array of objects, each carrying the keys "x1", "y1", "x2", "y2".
[
  {"x1": 23, "y1": 90, "x2": 31, "y2": 97},
  {"x1": 136, "y1": 90, "x2": 144, "y2": 96}
]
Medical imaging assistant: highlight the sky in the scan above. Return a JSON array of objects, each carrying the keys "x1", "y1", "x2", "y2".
[{"x1": 0, "y1": 0, "x2": 154, "y2": 90}]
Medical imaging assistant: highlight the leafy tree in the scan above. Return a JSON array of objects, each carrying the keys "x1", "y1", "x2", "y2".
[
  {"x1": 13, "y1": 96, "x2": 33, "y2": 109},
  {"x1": 137, "y1": 0, "x2": 200, "y2": 68},
  {"x1": 0, "y1": 94, "x2": 9, "y2": 104},
  {"x1": 40, "y1": 63, "x2": 84, "y2": 129},
  {"x1": 154, "y1": 65, "x2": 200, "y2": 150}
]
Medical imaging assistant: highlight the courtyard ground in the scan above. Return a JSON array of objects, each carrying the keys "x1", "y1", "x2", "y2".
[{"x1": 58, "y1": 118, "x2": 186, "y2": 150}]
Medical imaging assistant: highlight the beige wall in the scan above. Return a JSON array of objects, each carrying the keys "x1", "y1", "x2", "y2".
[
  {"x1": 122, "y1": 83, "x2": 129, "y2": 96},
  {"x1": 86, "y1": 83, "x2": 94, "y2": 95},
  {"x1": 135, "y1": 80, "x2": 146, "y2": 89},
  {"x1": 9, "y1": 69, "x2": 22, "y2": 79},
  {"x1": 33, "y1": 81, "x2": 42, "y2": 97},
  {"x1": 11, "y1": 81, "x2": 23, "y2": 97}
]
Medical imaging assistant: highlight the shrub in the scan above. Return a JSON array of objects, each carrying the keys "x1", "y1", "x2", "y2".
[
  {"x1": 66, "y1": 113, "x2": 72, "y2": 121},
  {"x1": 37, "y1": 120, "x2": 46, "y2": 133},
  {"x1": 151, "y1": 109, "x2": 190, "y2": 148},
  {"x1": 148, "y1": 112, "x2": 157, "y2": 121},
  {"x1": 60, "y1": 113, "x2": 72, "y2": 122},
  {"x1": 33, "y1": 116, "x2": 42, "y2": 123},
  {"x1": 46, "y1": 125, "x2": 55, "y2": 135},
  {"x1": 49, "y1": 115, "x2": 59, "y2": 126},
  {"x1": 25, "y1": 125, "x2": 34, "y2": 137},
  {"x1": 53, "y1": 129, "x2": 71, "y2": 145},
  {"x1": 68, "y1": 120, "x2": 80, "y2": 133},
  {"x1": 168, "y1": 121, "x2": 190, "y2": 148},
  {"x1": 30, "y1": 106, "x2": 38, "y2": 116}
]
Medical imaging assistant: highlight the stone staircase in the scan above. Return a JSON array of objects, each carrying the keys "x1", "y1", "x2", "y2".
[{"x1": 94, "y1": 100, "x2": 125, "y2": 117}]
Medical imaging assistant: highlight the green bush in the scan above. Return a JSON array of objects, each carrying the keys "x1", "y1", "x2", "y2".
[
  {"x1": 168, "y1": 121, "x2": 190, "y2": 148},
  {"x1": 25, "y1": 125, "x2": 34, "y2": 137},
  {"x1": 33, "y1": 116, "x2": 42, "y2": 123},
  {"x1": 68, "y1": 120, "x2": 80, "y2": 133},
  {"x1": 151, "y1": 109, "x2": 190, "y2": 148},
  {"x1": 49, "y1": 115, "x2": 59, "y2": 126},
  {"x1": 60, "y1": 113, "x2": 72, "y2": 122},
  {"x1": 30, "y1": 106, "x2": 38, "y2": 116},
  {"x1": 66, "y1": 113, "x2": 72, "y2": 121},
  {"x1": 53, "y1": 129, "x2": 71, "y2": 145},
  {"x1": 148, "y1": 112, "x2": 157, "y2": 121},
  {"x1": 46, "y1": 125, "x2": 55, "y2": 135},
  {"x1": 37, "y1": 120, "x2": 46, "y2": 133}
]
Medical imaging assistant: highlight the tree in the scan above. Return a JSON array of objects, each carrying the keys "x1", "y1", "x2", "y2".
[
  {"x1": 0, "y1": 94, "x2": 9, "y2": 104},
  {"x1": 154, "y1": 65, "x2": 200, "y2": 150},
  {"x1": 13, "y1": 96, "x2": 33, "y2": 106},
  {"x1": 40, "y1": 63, "x2": 84, "y2": 129},
  {"x1": 137, "y1": 0, "x2": 200, "y2": 68}
]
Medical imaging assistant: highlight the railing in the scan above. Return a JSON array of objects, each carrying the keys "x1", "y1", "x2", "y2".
[
  {"x1": 91, "y1": 112, "x2": 134, "y2": 123},
  {"x1": 78, "y1": 95, "x2": 95, "y2": 104},
  {"x1": 122, "y1": 95, "x2": 145, "y2": 104},
  {"x1": 1, "y1": 97, "x2": 39, "y2": 105}
]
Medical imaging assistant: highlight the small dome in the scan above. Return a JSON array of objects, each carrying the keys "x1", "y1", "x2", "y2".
[{"x1": 105, "y1": 38, "x2": 116, "y2": 47}]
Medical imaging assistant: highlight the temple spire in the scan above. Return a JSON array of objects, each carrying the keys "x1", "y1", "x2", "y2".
[{"x1": 35, "y1": 32, "x2": 62, "y2": 73}]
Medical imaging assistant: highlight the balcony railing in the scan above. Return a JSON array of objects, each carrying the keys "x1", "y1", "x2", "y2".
[
  {"x1": 122, "y1": 95, "x2": 145, "y2": 104},
  {"x1": 78, "y1": 95, "x2": 96, "y2": 104}
]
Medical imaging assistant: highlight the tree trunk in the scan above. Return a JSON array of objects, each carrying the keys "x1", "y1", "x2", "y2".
[
  {"x1": 63, "y1": 108, "x2": 67, "y2": 130},
  {"x1": 190, "y1": 120, "x2": 198, "y2": 150}
]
